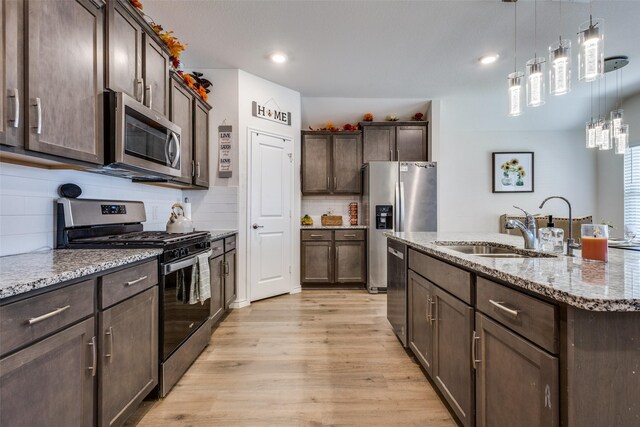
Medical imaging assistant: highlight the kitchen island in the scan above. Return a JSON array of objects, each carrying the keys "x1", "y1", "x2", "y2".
[{"x1": 386, "y1": 232, "x2": 639, "y2": 427}]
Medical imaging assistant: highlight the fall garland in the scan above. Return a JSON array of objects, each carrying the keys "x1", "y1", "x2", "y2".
[{"x1": 129, "y1": 0, "x2": 210, "y2": 102}]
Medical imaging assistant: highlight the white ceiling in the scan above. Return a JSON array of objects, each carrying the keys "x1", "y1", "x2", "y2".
[{"x1": 143, "y1": 0, "x2": 640, "y2": 129}]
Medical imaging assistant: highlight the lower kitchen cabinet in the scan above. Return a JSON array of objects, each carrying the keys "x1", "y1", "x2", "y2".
[
  {"x1": 432, "y1": 285, "x2": 474, "y2": 427},
  {"x1": 210, "y1": 252, "x2": 225, "y2": 323},
  {"x1": 301, "y1": 230, "x2": 366, "y2": 285},
  {"x1": 224, "y1": 248, "x2": 237, "y2": 310},
  {"x1": 99, "y1": 286, "x2": 158, "y2": 427},
  {"x1": 408, "y1": 271, "x2": 434, "y2": 375},
  {"x1": 0, "y1": 317, "x2": 96, "y2": 427}
]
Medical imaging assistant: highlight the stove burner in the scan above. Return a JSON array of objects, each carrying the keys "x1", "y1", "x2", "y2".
[{"x1": 74, "y1": 230, "x2": 209, "y2": 245}]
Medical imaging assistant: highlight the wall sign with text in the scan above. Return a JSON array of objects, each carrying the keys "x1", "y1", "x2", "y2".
[
  {"x1": 218, "y1": 125, "x2": 232, "y2": 178},
  {"x1": 252, "y1": 101, "x2": 291, "y2": 126}
]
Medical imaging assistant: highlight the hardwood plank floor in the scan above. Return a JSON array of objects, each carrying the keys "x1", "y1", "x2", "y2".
[{"x1": 128, "y1": 290, "x2": 456, "y2": 426}]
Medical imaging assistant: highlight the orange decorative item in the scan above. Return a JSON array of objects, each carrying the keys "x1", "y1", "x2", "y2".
[
  {"x1": 412, "y1": 112, "x2": 424, "y2": 121},
  {"x1": 363, "y1": 113, "x2": 374, "y2": 121},
  {"x1": 182, "y1": 74, "x2": 196, "y2": 90},
  {"x1": 581, "y1": 224, "x2": 609, "y2": 262},
  {"x1": 196, "y1": 85, "x2": 208, "y2": 102},
  {"x1": 129, "y1": 0, "x2": 143, "y2": 10},
  {"x1": 343, "y1": 123, "x2": 353, "y2": 131}
]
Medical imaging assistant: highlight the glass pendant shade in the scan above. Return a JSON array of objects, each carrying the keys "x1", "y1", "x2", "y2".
[
  {"x1": 508, "y1": 72, "x2": 524, "y2": 116},
  {"x1": 611, "y1": 109, "x2": 624, "y2": 138},
  {"x1": 594, "y1": 119, "x2": 604, "y2": 147},
  {"x1": 599, "y1": 120, "x2": 613, "y2": 150},
  {"x1": 614, "y1": 124, "x2": 629, "y2": 154},
  {"x1": 526, "y1": 58, "x2": 546, "y2": 107},
  {"x1": 549, "y1": 39, "x2": 572, "y2": 95},
  {"x1": 578, "y1": 18, "x2": 604, "y2": 82},
  {"x1": 586, "y1": 120, "x2": 597, "y2": 148}
]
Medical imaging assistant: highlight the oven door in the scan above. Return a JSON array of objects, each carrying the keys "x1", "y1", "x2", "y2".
[
  {"x1": 113, "y1": 92, "x2": 182, "y2": 178},
  {"x1": 160, "y1": 251, "x2": 212, "y2": 360}
]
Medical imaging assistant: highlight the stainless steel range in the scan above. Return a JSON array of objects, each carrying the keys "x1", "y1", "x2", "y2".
[{"x1": 56, "y1": 198, "x2": 213, "y2": 397}]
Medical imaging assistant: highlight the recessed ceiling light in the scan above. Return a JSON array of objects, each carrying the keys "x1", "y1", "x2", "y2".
[
  {"x1": 270, "y1": 52, "x2": 288, "y2": 64},
  {"x1": 479, "y1": 54, "x2": 500, "y2": 65}
]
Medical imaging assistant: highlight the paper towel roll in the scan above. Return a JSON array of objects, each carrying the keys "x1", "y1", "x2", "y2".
[{"x1": 182, "y1": 202, "x2": 192, "y2": 220}]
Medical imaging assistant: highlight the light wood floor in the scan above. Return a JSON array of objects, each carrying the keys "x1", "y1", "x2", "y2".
[{"x1": 128, "y1": 290, "x2": 456, "y2": 426}]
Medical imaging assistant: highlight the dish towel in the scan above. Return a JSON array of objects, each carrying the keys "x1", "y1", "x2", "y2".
[
  {"x1": 189, "y1": 250, "x2": 212, "y2": 304},
  {"x1": 176, "y1": 269, "x2": 188, "y2": 303}
]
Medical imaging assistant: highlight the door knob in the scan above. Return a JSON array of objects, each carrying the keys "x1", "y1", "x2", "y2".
[{"x1": 252, "y1": 224, "x2": 264, "y2": 229}]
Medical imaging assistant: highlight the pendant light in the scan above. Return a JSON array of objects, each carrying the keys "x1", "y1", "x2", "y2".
[
  {"x1": 615, "y1": 124, "x2": 630, "y2": 154},
  {"x1": 578, "y1": 3, "x2": 604, "y2": 82},
  {"x1": 586, "y1": 84, "x2": 597, "y2": 148},
  {"x1": 594, "y1": 79, "x2": 604, "y2": 147},
  {"x1": 549, "y1": 1, "x2": 571, "y2": 95},
  {"x1": 526, "y1": 0, "x2": 545, "y2": 107},
  {"x1": 507, "y1": 0, "x2": 523, "y2": 117}
]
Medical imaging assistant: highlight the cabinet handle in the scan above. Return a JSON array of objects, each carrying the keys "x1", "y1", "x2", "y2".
[
  {"x1": 224, "y1": 261, "x2": 230, "y2": 276},
  {"x1": 389, "y1": 148, "x2": 393, "y2": 160},
  {"x1": 397, "y1": 149, "x2": 400, "y2": 162},
  {"x1": 197, "y1": 162, "x2": 201, "y2": 178},
  {"x1": 472, "y1": 331, "x2": 481, "y2": 369},
  {"x1": 27, "y1": 305, "x2": 70, "y2": 325},
  {"x1": 9, "y1": 88, "x2": 19, "y2": 127},
  {"x1": 32, "y1": 97, "x2": 42, "y2": 135},
  {"x1": 326, "y1": 176, "x2": 330, "y2": 190},
  {"x1": 489, "y1": 299, "x2": 520, "y2": 318},
  {"x1": 126, "y1": 275, "x2": 148, "y2": 286},
  {"x1": 425, "y1": 304, "x2": 430, "y2": 322},
  {"x1": 429, "y1": 298, "x2": 435, "y2": 325},
  {"x1": 145, "y1": 85, "x2": 152, "y2": 109},
  {"x1": 105, "y1": 326, "x2": 114, "y2": 361},
  {"x1": 343, "y1": 234, "x2": 356, "y2": 238},
  {"x1": 310, "y1": 234, "x2": 324, "y2": 238},
  {"x1": 88, "y1": 336, "x2": 97, "y2": 377},
  {"x1": 220, "y1": 259, "x2": 225, "y2": 279},
  {"x1": 192, "y1": 160, "x2": 196, "y2": 177},
  {"x1": 334, "y1": 176, "x2": 337, "y2": 189},
  {"x1": 136, "y1": 78, "x2": 144, "y2": 102}
]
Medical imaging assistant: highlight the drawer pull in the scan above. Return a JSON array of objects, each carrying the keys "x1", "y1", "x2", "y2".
[
  {"x1": 105, "y1": 327, "x2": 114, "y2": 360},
  {"x1": 428, "y1": 297, "x2": 435, "y2": 325},
  {"x1": 472, "y1": 331, "x2": 481, "y2": 369},
  {"x1": 310, "y1": 234, "x2": 324, "y2": 238},
  {"x1": 489, "y1": 299, "x2": 520, "y2": 318},
  {"x1": 88, "y1": 336, "x2": 97, "y2": 377},
  {"x1": 343, "y1": 234, "x2": 357, "y2": 238},
  {"x1": 126, "y1": 275, "x2": 148, "y2": 286},
  {"x1": 27, "y1": 305, "x2": 71, "y2": 325}
]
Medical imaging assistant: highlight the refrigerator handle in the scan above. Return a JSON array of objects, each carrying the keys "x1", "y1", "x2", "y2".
[
  {"x1": 394, "y1": 182, "x2": 400, "y2": 231},
  {"x1": 399, "y1": 181, "x2": 405, "y2": 232}
]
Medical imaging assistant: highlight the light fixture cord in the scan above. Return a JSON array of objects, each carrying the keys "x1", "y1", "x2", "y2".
[
  {"x1": 514, "y1": 1, "x2": 517, "y2": 72},
  {"x1": 590, "y1": 83, "x2": 593, "y2": 121},
  {"x1": 534, "y1": 0, "x2": 537, "y2": 57}
]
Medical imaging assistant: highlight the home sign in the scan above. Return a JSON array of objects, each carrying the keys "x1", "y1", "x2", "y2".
[{"x1": 252, "y1": 101, "x2": 291, "y2": 126}]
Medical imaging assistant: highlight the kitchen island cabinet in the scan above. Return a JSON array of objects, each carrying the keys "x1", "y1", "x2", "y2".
[{"x1": 391, "y1": 231, "x2": 640, "y2": 427}]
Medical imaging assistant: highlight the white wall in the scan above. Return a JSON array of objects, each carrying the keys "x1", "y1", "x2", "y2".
[
  {"x1": 184, "y1": 69, "x2": 240, "y2": 233},
  {"x1": 301, "y1": 195, "x2": 360, "y2": 226},
  {"x1": 237, "y1": 70, "x2": 301, "y2": 306},
  {"x1": 0, "y1": 162, "x2": 181, "y2": 256}
]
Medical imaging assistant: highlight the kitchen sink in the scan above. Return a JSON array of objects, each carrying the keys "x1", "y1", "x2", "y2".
[{"x1": 435, "y1": 243, "x2": 556, "y2": 259}]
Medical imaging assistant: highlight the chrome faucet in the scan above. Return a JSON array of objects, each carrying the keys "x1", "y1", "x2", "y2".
[
  {"x1": 505, "y1": 205, "x2": 538, "y2": 249},
  {"x1": 539, "y1": 196, "x2": 579, "y2": 257}
]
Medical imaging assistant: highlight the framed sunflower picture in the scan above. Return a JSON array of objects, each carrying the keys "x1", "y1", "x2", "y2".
[{"x1": 492, "y1": 152, "x2": 534, "y2": 193}]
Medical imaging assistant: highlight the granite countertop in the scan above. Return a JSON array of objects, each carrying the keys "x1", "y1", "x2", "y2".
[
  {"x1": 386, "y1": 232, "x2": 640, "y2": 312},
  {"x1": 0, "y1": 249, "x2": 162, "y2": 300},
  {"x1": 301, "y1": 225, "x2": 368, "y2": 230},
  {"x1": 207, "y1": 230, "x2": 238, "y2": 240}
]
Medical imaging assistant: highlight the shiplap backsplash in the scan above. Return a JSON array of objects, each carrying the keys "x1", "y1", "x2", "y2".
[
  {"x1": 301, "y1": 195, "x2": 361, "y2": 225},
  {"x1": 0, "y1": 163, "x2": 183, "y2": 256},
  {"x1": 184, "y1": 186, "x2": 239, "y2": 233}
]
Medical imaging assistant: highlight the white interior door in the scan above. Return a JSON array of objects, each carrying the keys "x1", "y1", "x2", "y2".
[{"x1": 249, "y1": 131, "x2": 292, "y2": 301}]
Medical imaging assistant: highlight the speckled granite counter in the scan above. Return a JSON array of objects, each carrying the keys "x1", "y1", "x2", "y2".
[
  {"x1": 301, "y1": 225, "x2": 368, "y2": 230},
  {"x1": 207, "y1": 230, "x2": 238, "y2": 240},
  {"x1": 386, "y1": 232, "x2": 640, "y2": 312},
  {"x1": 0, "y1": 249, "x2": 162, "y2": 300}
]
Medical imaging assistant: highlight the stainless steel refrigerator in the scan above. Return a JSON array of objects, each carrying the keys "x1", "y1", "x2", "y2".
[{"x1": 363, "y1": 161, "x2": 437, "y2": 345}]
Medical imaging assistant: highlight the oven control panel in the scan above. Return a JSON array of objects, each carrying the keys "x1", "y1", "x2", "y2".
[{"x1": 101, "y1": 204, "x2": 127, "y2": 215}]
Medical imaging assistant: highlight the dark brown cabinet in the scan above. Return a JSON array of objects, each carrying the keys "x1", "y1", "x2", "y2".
[
  {"x1": 474, "y1": 313, "x2": 559, "y2": 427},
  {"x1": 361, "y1": 122, "x2": 428, "y2": 164},
  {"x1": 432, "y1": 285, "x2": 474, "y2": 427},
  {"x1": 0, "y1": 317, "x2": 96, "y2": 427},
  {"x1": 24, "y1": 0, "x2": 104, "y2": 164},
  {"x1": 98, "y1": 286, "x2": 158, "y2": 427},
  {"x1": 408, "y1": 271, "x2": 434, "y2": 376},
  {"x1": 0, "y1": 0, "x2": 23, "y2": 148},
  {"x1": 170, "y1": 74, "x2": 194, "y2": 184},
  {"x1": 105, "y1": 0, "x2": 143, "y2": 102},
  {"x1": 224, "y1": 248, "x2": 236, "y2": 310},
  {"x1": 193, "y1": 98, "x2": 211, "y2": 188},
  {"x1": 210, "y1": 252, "x2": 225, "y2": 324},
  {"x1": 301, "y1": 230, "x2": 366, "y2": 285},
  {"x1": 301, "y1": 131, "x2": 362, "y2": 195},
  {"x1": 142, "y1": 33, "x2": 169, "y2": 117}
]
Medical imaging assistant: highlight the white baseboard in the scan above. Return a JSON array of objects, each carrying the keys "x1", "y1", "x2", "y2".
[
  {"x1": 290, "y1": 286, "x2": 302, "y2": 295},
  {"x1": 230, "y1": 298, "x2": 250, "y2": 309}
]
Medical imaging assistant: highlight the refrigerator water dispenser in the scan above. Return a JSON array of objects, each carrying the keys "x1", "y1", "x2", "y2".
[{"x1": 375, "y1": 205, "x2": 393, "y2": 229}]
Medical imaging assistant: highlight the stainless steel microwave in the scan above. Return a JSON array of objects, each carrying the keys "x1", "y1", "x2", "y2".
[{"x1": 103, "y1": 91, "x2": 181, "y2": 180}]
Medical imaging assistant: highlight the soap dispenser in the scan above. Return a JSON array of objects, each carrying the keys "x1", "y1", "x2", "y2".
[{"x1": 539, "y1": 215, "x2": 564, "y2": 254}]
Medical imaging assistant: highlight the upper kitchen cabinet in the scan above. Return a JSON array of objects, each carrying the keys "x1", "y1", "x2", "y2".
[
  {"x1": 106, "y1": 0, "x2": 169, "y2": 116},
  {"x1": 169, "y1": 74, "x2": 194, "y2": 184},
  {"x1": 193, "y1": 98, "x2": 211, "y2": 188},
  {"x1": 301, "y1": 131, "x2": 362, "y2": 195},
  {"x1": 24, "y1": 0, "x2": 104, "y2": 164},
  {"x1": 105, "y1": 0, "x2": 143, "y2": 102},
  {"x1": 0, "y1": 0, "x2": 23, "y2": 148},
  {"x1": 360, "y1": 122, "x2": 428, "y2": 163}
]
